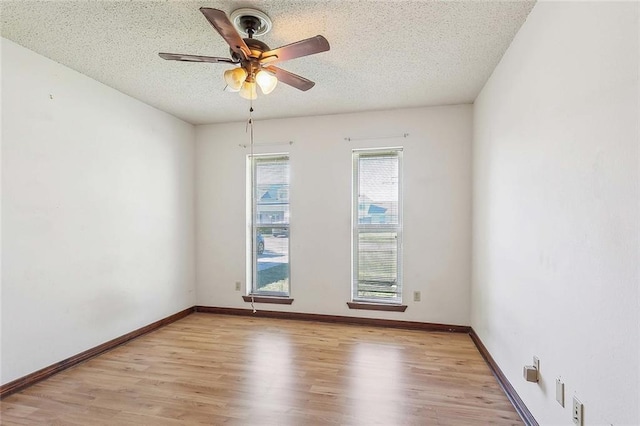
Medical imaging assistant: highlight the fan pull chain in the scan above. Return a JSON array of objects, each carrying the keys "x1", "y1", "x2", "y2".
[{"x1": 248, "y1": 102, "x2": 257, "y2": 314}]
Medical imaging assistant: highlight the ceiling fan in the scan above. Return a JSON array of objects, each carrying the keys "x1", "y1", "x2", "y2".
[{"x1": 159, "y1": 7, "x2": 330, "y2": 100}]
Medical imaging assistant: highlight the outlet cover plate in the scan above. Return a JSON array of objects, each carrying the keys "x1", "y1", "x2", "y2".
[
  {"x1": 413, "y1": 291, "x2": 421, "y2": 302},
  {"x1": 572, "y1": 396, "x2": 583, "y2": 425}
]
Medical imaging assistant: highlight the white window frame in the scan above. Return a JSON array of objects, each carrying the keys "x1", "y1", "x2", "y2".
[
  {"x1": 352, "y1": 148, "x2": 403, "y2": 304},
  {"x1": 246, "y1": 153, "x2": 291, "y2": 297}
]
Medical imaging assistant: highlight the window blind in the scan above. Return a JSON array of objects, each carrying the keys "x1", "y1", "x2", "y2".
[
  {"x1": 250, "y1": 155, "x2": 290, "y2": 296},
  {"x1": 353, "y1": 149, "x2": 403, "y2": 303}
]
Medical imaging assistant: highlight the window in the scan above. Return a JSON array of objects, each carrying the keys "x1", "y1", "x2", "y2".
[
  {"x1": 248, "y1": 154, "x2": 290, "y2": 297},
  {"x1": 352, "y1": 148, "x2": 403, "y2": 304}
]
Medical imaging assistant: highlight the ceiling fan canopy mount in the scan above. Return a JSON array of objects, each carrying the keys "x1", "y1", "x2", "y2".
[{"x1": 229, "y1": 8, "x2": 272, "y2": 38}]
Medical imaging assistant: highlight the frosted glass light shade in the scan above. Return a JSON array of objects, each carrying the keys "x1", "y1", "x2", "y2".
[
  {"x1": 224, "y1": 67, "x2": 248, "y2": 91},
  {"x1": 239, "y1": 81, "x2": 258, "y2": 100},
  {"x1": 256, "y1": 70, "x2": 278, "y2": 95}
]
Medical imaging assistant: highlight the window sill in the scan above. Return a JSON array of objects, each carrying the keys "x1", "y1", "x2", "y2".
[
  {"x1": 242, "y1": 295, "x2": 294, "y2": 305},
  {"x1": 347, "y1": 302, "x2": 407, "y2": 312}
]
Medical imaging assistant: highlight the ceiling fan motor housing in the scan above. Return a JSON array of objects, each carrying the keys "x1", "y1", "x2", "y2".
[
  {"x1": 230, "y1": 38, "x2": 271, "y2": 79},
  {"x1": 238, "y1": 38, "x2": 270, "y2": 58}
]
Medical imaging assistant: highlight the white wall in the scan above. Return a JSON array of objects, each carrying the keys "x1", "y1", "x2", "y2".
[
  {"x1": 472, "y1": 2, "x2": 639, "y2": 425},
  {"x1": 1, "y1": 38, "x2": 196, "y2": 384},
  {"x1": 196, "y1": 105, "x2": 472, "y2": 325}
]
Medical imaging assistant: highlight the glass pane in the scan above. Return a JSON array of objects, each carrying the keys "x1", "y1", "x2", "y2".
[
  {"x1": 254, "y1": 226, "x2": 289, "y2": 294},
  {"x1": 357, "y1": 231, "x2": 398, "y2": 300},
  {"x1": 358, "y1": 154, "x2": 398, "y2": 225},
  {"x1": 255, "y1": 159, "x2": 289, "y2": 226}
]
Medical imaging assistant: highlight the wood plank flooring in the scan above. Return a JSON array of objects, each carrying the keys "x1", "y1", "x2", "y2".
[{"x1": 1, "y1": 313, "x2": 522, "y2": 425}]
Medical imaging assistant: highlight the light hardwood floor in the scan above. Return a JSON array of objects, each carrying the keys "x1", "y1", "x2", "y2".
[{"x1": 1, "y1": 313, "x2": 522, "y2": 425}]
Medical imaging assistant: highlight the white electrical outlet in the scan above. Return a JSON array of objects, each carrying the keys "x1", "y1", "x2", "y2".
[
  {"x1": 413, "y1": 291, "x2": 421, "y2": 302},
  {"x1": 572, "y1": 396, "x2": 583, "y2": 425},
  {"x1": 235, "y1": 281, "x2": 241, "y2": 291},
  {"x1": 556, "y1": 378, "x2": 564, "y2": 407}
]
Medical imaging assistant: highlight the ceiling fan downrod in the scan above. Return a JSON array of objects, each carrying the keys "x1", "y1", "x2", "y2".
[{"x1": 238, "y1": 15, "x2": 261, "y2": 39}]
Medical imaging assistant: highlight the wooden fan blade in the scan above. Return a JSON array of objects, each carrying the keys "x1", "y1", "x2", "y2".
[
  {"x1": 199, "y1": 8, "x2": 251, "y2": 59},
  {"x1": 159, "y1": 53, "x2": 237, "y2": 64},
  {"x1": 260, "y1": 35, "x2": 329, "y2": 65},
  {"x1": 265, "y1": 66, "x2": 315, "y2": 91}
]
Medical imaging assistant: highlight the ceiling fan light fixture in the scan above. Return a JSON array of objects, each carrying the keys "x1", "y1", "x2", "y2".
[
  {"x1": 239, "y1": 81, "x2": 258, "y2": 100},
  {"x1": 224, "y1": 67, "x2": 248, "y2": 91},
  {"x1": 255, "y1": 70, "x2": 278, "y2": 95}
]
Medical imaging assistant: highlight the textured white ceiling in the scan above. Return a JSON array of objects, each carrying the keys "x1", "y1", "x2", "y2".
[{"x1": 1, "y1": 0, "x2": 535, "y2": 124}]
